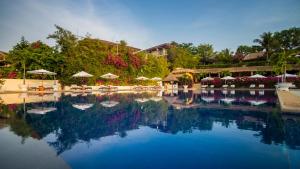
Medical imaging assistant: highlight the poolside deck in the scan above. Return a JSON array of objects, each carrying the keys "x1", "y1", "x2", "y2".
[{"x1": 277, "y1": 90, "x2": 300, "y2": 113}]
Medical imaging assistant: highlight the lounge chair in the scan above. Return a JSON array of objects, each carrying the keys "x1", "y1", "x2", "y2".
[
  {"x1": 222, "y1": 84, "x2": 228, "y2": 88},
  {"x1": 201, "y1": 85, "x2": 208, "y2": 88},
  {"x1": 222, "y1": 90, "x2": 228, "y2": 95},
  {"x1": 230, "y1": 84, "x2": 235, "y2": 88},
  {"x1": 44, "y1": 84, "x2": 54, "y2": 91},
  {"x1": 259, "y1": 90, "x2": 264, "y2": 96},
  {"x1": 28, "y1": 84, "x2": 39, "y2": 91},
  {"x1": 70, "y1": 84, "x2": 81, "y2": 90},
  {"x1": 250, "y1": 84, "x2": 255, "y2": 88},
  {"x1": 82, "y1": 85, "x2": 92, "y2": 91},
  {"x1": 258, "y1": 84, "x2": 264, "y2": 88},
  {"x1": 209, "y1": 85, "x2": 214, "y2": 88}
]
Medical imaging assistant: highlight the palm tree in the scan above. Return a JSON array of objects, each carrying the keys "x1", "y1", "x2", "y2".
[{"x1": 253, "y1": 32, "x2": 275, "y2": 62}]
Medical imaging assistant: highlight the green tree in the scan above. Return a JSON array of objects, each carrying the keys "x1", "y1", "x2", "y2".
[
  {"x1": 167, "y1": 45, "x2": 198, "y2": 69},
  {"x1": 196, "y1": 43, "x2": 215, "y2": 65},
  {"x1": 253, "y1": 32, "x2": 277, "y2": 61},
  {"x1": 215, "y1": 48, "x2": 233, "y2": 64}
]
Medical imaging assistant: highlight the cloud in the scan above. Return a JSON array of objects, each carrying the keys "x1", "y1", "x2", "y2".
[{"x1": 0, "y1": 0, "x2": 153, "y2": 51}]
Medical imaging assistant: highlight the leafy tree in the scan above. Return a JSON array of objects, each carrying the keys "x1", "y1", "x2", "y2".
[
  {"x1": 215, "y1": 48, "x2": 233, "y2": 64},
  {"x1": 273, "y1": 27, "x2": 300, "y2": 50},
  {"x1": 167, "y1": 45, "x2": 198, "y2": 69},
  {"x1": 196, "y1": 43, "x2": 215, "y2": 65},
  {"x1": 253, "y1": 32, "x2": 277, "y2": 61}
]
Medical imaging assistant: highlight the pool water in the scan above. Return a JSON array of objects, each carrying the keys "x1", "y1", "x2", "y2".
[{"x1": 0, "y1": 90, "x2": 300, "y2": 169}]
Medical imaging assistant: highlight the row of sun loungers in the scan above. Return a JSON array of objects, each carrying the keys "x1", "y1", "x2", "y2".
[{"x1": 202, "y1": 84, "x2": 265, "y2": 88}]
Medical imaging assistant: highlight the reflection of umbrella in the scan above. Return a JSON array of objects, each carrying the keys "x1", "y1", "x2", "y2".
[
  {"x1": 101, "y1": 73, "x2": 119, "y2": 79},
  {"x1": 27, "y1": 69, "x2": 56, "y2": 87},
  {"x1": 276, "y1": 73, "x2": 297, "y2": 78},
  {"x1": 201, "y1": 96, "x2": 215, "y2": 103},
  {"x1": 136, "y1": 76, "x2": 149, "y2": 81},
  {"x1": 72, "y1": 103, "x2": 94, "y2": 110},
  {"x1": 150, "y1": 97, "x2": 162, "y2": 102},
  {"x1": 221, "y1": 98, "x2": 235, "y2": 104},
  {"x1": 100, "y1": 101, "x2": 119, "y2": 107},
  {"x1": 151, "y1": 77, "x2": 162, "y2": 81},
  {"x1": 248, "y1": 100, "x2": 266, "y2": 106},
  {"x1": 249, "y1": 74, "x2": 266, "y2": 78},
  {"x1": 135, "y1": 98, "x2": 150, "y2": 103},
  {"x1": 27, "y1": 107, "x2": 57, "y2": 115}
]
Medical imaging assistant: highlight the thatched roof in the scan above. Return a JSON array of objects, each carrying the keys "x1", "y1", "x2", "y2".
[
  {"x1": 163, "y1": 74, "x2": 179, "y2": 82},
  {"x1": 243, "y1": 51, "x2": 265, "y2": 61},
  {"x1": 0, "y1": 51, "x2": 7, "y2": 61}
]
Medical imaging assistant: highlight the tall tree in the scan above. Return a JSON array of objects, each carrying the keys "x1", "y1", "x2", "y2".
[
  {"x1": 253, "y1": 32, "x2": 276, "y2": 61},
  {"x1": 196, "y1": 44, "x2": 215, "y2": 65}
]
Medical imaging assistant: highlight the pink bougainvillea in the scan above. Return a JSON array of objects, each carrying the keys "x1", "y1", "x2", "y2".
[
  {"x1": 7, "y1": 71, "x2": 17, "y2": 79},
  {"x1": 104, "y1": 53, "x2": 128, "y2": 68}
]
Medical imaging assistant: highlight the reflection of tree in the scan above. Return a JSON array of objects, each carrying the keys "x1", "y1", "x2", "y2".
[
  {"x1": 0, "y1": 103, "x2": 35, "y2": 143},
  {"x1": 2, "y1": 92, "x2": 300, "y2": 155}
]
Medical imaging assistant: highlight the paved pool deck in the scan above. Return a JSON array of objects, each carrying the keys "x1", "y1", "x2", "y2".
[{"x1": 277, "y1": 89, "x2": 300, "y2": 113}]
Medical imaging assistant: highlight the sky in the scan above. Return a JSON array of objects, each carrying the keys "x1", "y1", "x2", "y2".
[{"x1": 0, "y1": 0, "x2": 299, "y2": 52}]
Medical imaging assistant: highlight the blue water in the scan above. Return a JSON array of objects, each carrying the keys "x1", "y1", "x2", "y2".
[{"x1": 1, "y1": 90, "x2": 300, "y2": 169}]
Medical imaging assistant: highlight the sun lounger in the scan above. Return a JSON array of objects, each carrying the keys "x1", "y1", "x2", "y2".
[
  {"x1": 70, "y1": 84, "x2": 81, "y2": 90},
  {"x1": 209, "y1": 85, "x2": 214, "y2": 88},
  {"x1": 222, "y1": 85, "x2": 228, "y2": 88},
  {"x1": 44, "y1": 84, "x2": 54, "y2": 91},
  {"x1": 28, "y1": 84, "x2": 39, "y2": 91},
  {"x1": 258, "y1": 84, "x2": 264, "y2": 88},
  {"x1": 230, "y1": 84, "x2": 235, "y2": 88},
  {"x1": 250, "y1": 84, "x2": 255, "y2": 88},
  {"x1": 201, "y1": 85, "x2": 208, "y2": 88},
  {"x1": 82, "y1": 85, "x2": 92, "y2": 90},
  {"x1": 259, "y1": 90, "x2": 264, "y2": 95}
]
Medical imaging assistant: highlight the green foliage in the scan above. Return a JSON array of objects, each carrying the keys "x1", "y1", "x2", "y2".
[
  {"x1": 7, "y1": 25, "x2": 169, "y2": 85},
  {"x1": 215, "y1": 48, "x2": 233, "y2": 64},
  {"x1": 196, "y1": 44, "x2": 215, "y2": 65},
  {"x1": 168, "y1": 45, "x2": 199, "y2": 69}
]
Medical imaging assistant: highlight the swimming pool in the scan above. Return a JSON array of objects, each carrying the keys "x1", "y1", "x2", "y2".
[{"x1": 0, "y1": 90, "x2": 299, "y2": 169}]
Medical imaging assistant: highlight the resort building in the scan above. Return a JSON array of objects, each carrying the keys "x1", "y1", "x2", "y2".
[
  {"x1": 0, "y1": 51, "x2": 9, "y2": 67},
  {"x1": 141, "y1": 43, "x2": 172, "y2": 57}
]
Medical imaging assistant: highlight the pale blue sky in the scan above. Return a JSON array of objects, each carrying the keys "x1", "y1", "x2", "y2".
[{"x1": 0, "y1": 0, "x2": 299, "y2": 52}]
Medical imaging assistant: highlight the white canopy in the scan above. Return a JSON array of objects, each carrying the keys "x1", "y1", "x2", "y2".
[
  {"x1": 276, "y1": 73, "x2": 297, "y2": 78},
  {"x1": 201, "y1": 77, "x2": 214, "y2": 81},
  {"x1": 27, "y1": 69, "x2": 56, "y2": 75},
  {"x1": 72, "y1": 71, "x2": 93, "y2": 78},
  {"x1": 27, "y1": 107, "x2": 57, "y2": 115},
  {"x1": 221, "y1": 76, "x2": 235, "y2": 80},
  {"x1": 249, "y1": 74, "x2": 266, "y2": 78},
  {"x1": 151, "y1": 77, "x2": 162, "y2": 81},
  {"x1": 72, "y1": 103, "x2": 94, "y2": 110},
  {"x1": 100, "y1": 101, "x2": 119, "y2": 107},
  {"x1": 136, "y1": 76, "x2": 149, "y2": 81},
  {"x1": 101, "y1": 73, "x2": 119, "y2": 79}
]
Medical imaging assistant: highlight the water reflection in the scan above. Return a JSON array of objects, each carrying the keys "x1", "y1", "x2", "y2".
[{"x1": 0, "y1": 90, "x2": 300, "y2": 157}]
